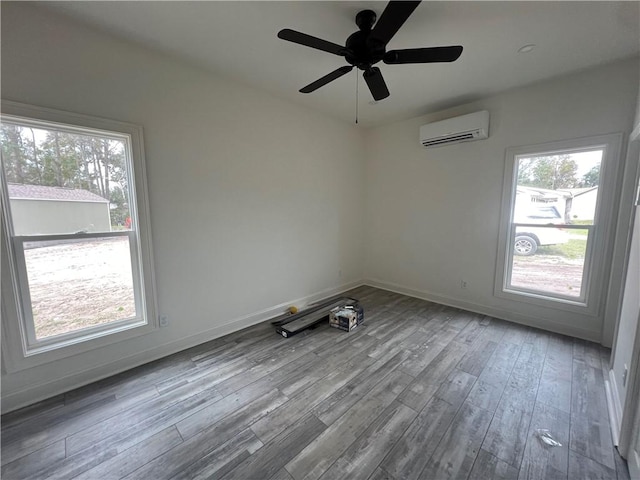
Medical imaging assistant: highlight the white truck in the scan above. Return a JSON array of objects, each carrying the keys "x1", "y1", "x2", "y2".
[{"x1": 513, "y1": 204, "x2": 569, "y2": 256}]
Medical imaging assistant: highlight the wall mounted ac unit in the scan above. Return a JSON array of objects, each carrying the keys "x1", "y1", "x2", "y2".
[{"x1": 419, "y1": 110, "x2": 490, "y2": 148}]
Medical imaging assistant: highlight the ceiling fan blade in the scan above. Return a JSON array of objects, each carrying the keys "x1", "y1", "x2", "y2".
[
  {"x1": 369, "y1": 1, "x2": 421, "y2": 47},
  {"x1": 278, "y1": 29, "x2": 345, "y2": 56},
  {"x1": 384, "y1": 45, "x2": 463, "y2": 64},
  {"x1": 299, "y1": 66, "x2": 354, "y2": 93},
  {"x1": 363, "y1": 67, "x2": 390, "y2": 101}
]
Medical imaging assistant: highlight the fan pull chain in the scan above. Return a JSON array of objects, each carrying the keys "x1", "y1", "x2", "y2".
[{"x1": 355, "y1": 69, "x2": 359, "y2": 124}]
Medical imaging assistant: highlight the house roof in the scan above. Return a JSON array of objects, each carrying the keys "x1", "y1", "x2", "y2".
[
  {"x1": 559, "y1": 187, "x2": 598, "y2": 197},
  {"x1": 7, "y1": 183, "x2": 109, "y2": 203},
  {"x1": 516, "y1": 186, "x2": 572, "y2": 199}
]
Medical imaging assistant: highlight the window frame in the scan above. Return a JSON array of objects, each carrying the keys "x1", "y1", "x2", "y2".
[
  {"x1": 1, "y1": 100, "x2": 158, "y2": 373},
  {"x1": 494, "y1": 133, "x2": 623, "y2": 316}
]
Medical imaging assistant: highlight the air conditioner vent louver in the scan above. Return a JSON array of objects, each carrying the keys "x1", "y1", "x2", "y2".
[
  {"x1": 420, "y1": 111, "x2": 490, "y2": 148},
  {"x1": 421, "y1": 131, "x2": 477, "y2": 147}
]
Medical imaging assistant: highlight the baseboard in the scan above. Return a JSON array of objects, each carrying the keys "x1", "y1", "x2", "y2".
[
  {"x1": 363, "y1": 278, "x2": 601, "y2": 342},
  {"x1": 629, "y1": 450, "x2": 640, "y2": 480},
  {"x1": 1, "y1": 279, "x2": 364, "y2": 414},
  {"x1": 605, "y1": 369, "x2": 623, "y2": 446}
]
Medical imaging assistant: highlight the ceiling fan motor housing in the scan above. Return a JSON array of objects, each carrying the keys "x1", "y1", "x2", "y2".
[{"x1": 346, "y1": 10, "x2": 386, "y2": 70}]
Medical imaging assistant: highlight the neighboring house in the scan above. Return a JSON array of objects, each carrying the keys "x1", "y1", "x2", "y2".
[
  {"x1": 560, "y1": 186, "x2": 599, "y2": 221},
  {"x1": 517, "y1": 186, "x2": 599, "y2": 223},
  {"x1": 515, "y1": 186, "x2": 572, "y2": 221},
  {"x1": 7, "y1": 183, "x2": 111, "y2": 235}
]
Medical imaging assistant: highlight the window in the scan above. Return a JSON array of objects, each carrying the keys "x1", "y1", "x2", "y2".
[
  {"x1": 1, "y1": 101, "x2": 156, "y2": 370},
  {"x1": 495, "y1": 134, "x2": 622, "y2": 312}
]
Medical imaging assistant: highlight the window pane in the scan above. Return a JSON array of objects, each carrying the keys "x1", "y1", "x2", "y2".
[
  {"x1": 509, "y1": 227, "x2": 589, "y2": 298},
  {"x1": 1, "y1": 123, "x2": 133, "y2": 235},
  {"x1": 24, "y1": 236, "x2": 136, "y2": 339},
  {"x1": 516, "y1": 149, "x2": 602, "y2": 225},
  {"x1": 506, "y1": 148, "x2": 603, "y2": 301}
]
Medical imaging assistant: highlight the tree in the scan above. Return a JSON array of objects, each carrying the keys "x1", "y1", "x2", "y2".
[
  {"x1": 517, "y1": 158, "x2": 535, "y2": 186},
  {"x1": 2, "y1": 125, "x2": 31, "y2": 184},
  {"x1": 40, "y1": 131, "x2": 82, "y2": 188},
  {"x1": 581, "y1": 165, "x2": 600, "y2": 187},
  {"x1": 518, "y1": 155, "x2": 578, "y2": 190},
  {"x1": 108, "y1": 186, "x2": 129, "y2": 225}
]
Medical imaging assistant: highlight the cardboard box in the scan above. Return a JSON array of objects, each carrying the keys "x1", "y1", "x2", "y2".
[{"x1": 329, "y1": 304, "x2": 364, "y2": 332}]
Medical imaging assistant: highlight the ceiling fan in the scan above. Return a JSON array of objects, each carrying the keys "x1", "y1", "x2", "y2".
[{"x1": 277, "y1": 1, "x2": 463, "y2": 101}]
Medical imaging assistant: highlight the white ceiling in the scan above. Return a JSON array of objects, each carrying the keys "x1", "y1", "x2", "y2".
[{"x1": 38, "y1": 1, "x2": 639, "y2": 127}]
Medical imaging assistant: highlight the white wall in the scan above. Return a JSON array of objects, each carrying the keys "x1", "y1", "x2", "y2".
[
  {"x1": 570, "y1": 189, "x2": 598, "y2": 221},
  {"x1": 0, "y1": 3, "x2": 365, "y2": 412},
  {"x1": 364, "y1": 58, "x2": 639, "y2": 342},
  {"x1": 636, "y1": 89, "x2": 640, "y2": 128}
]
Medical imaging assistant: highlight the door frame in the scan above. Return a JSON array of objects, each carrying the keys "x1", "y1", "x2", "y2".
[
  {"x1": 616, "y1": 125, "x2": 640, "y2": 472},
  {"x1": 619, "y1": 316, "x2": 640, "y2": 476}
]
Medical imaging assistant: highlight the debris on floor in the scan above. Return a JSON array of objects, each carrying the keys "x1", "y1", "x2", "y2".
[{"x1": 536, "y1": 429, "x2": 562, "y2": 447}]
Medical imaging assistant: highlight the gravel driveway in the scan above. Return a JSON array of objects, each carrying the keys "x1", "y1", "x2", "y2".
[
  {"x1": 511, "y1": 255, "x2": 584, "y2": 297},
  {"x1": 25, "y1": 237, "x2": 136, "y2": 339}
]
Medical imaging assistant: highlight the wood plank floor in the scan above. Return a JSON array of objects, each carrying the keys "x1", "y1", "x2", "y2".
[{"x1": 1, "y1": 286, "x2": 630, "y2": 480}]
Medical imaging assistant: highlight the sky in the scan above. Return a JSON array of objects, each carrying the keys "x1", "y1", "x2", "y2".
[{"x1": 571, "y1": 150, "x2": 602, "y2": 178}]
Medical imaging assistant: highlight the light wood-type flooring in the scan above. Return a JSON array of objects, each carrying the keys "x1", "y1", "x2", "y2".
[{"x1": 1, "y1": 286, "x2": 630, "y2": 479}]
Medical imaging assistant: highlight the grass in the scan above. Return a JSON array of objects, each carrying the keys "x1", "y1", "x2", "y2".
[
  {"x1": 571, "y1": 219, "x2": 593, "y2": 225},
  {"x1": 538, "y1": 238, "x2": 587, "y2": 259},
  {"x1": 568, "y1": 220, "x2": 592, "y2": 238}
]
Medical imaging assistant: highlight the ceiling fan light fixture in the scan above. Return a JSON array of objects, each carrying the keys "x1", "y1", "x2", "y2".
[{"x1": 518, "y1": 44, "x2": 536, "y2": 53}]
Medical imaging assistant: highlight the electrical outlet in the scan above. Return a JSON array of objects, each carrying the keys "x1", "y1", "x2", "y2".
[
  {"x1": 159, "y1": 315, "x2": 169, "y2": 328},
  {"x1": 460, "y1": 279, "x2": 468, "y2": 290},
  {"x1": 623, "y1": 364, "x2": 628, "y2": 387}
]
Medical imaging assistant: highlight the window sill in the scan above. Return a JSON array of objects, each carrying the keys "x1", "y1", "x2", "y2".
[
  {"x1": 2, "y1": 311, "x2": 157, "y2": 374},
  {"x1": 493, "y1": 285, "x2": 599, "y2": 317}
]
